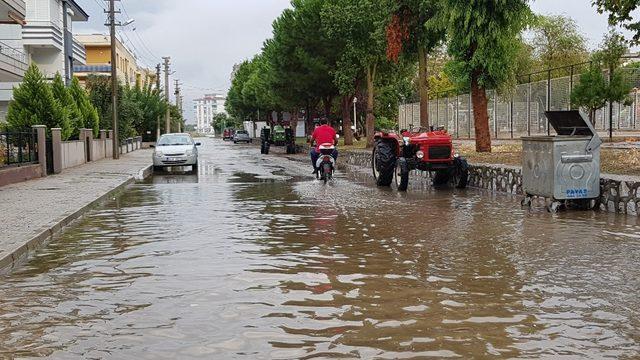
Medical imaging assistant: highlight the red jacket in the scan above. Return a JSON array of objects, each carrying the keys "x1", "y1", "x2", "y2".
[{"x1": 312, "y1": 125, "x2": 336, "y2": 147}]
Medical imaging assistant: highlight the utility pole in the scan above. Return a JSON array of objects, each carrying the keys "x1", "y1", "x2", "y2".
[
  {"x1": 155, "y1": 63, "x2": 161, "y2": 140},
  {"x1": 108, "y1": 0, "x2": 120, "y2": 159},
  {"x1": 174, "y1": 79, "x2": 181, "y2": 132},
  {"x1": 163, "y1": 56, "x2": 171, "y2": 134}
]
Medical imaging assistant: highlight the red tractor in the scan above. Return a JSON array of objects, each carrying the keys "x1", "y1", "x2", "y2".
[{"x1": 372, "y1": 127, "x2": 469, "y2": 191}]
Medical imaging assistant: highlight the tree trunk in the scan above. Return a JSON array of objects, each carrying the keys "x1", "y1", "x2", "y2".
[
  {"x1": 471, "y1": 73, "x2": 491, "y2": 152},
  {"x1": 290, "y1": 108, "x2": 298, "y2": 136},
  {"x1": 341, "y1": 95, "x2": 354, "y2": 146},
  {"x1": 305, "y1": 101, "x2": 313, "y2": 136},
  {"x1": 366, "y1": 64, "x2": 376, "y2": 148},
  {"x1": 323, "y1": 96, "x2": 333, "y2": 120},
  {"x1": 418, "y1": 47, "x2": 429, "y2": 128}
]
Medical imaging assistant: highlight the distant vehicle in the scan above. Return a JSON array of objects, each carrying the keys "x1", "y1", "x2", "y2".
[
  {"x1": 223, "y1": 128, "x2": 235, "y2": 141},
  {"x1": 151, "y1": 133, "x2": 201, "y2": 172},
  {"x1": 233, "y1": 130, "x2": 252, "y2": 144}
]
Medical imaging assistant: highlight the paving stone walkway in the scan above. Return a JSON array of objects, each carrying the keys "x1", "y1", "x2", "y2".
[{"x1": 0, "y1": 150, "x2": 152, "y2": 271}]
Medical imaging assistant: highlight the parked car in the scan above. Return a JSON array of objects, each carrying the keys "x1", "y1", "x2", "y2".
[
  {"x1": 233, "y1": 130, "x2": 252, "y2": 144},
  {"x1": 223, "y1": 128, "x2": 235, "y2": 141},
  {"x1": 151, "y1": 133, "x2": 201, "y2": 171}
]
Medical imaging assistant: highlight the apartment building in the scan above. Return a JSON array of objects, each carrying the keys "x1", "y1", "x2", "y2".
[
  {"x1": 194, "y1": 93, "x2": 226, "y2": 134},
  {"x1": 74, "y1": 34, "x2": 157, "y2": 89},
  {"x1": 0, "y1": 0, "x2": 88, "y2": 118}
]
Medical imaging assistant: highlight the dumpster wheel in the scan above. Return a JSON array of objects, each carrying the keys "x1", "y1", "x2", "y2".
[{"x1": 547, "y1": 200, "x2": 564, "y2": 213}]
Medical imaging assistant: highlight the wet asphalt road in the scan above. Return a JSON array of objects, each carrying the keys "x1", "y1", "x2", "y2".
[{"x1": 1, "y1": 138, "x2": 639, "y2": 359}]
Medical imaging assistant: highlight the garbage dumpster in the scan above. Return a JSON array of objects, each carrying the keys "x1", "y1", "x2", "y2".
[{"x1": 521, "y1": 110, "x2": 602, "y2": 212}]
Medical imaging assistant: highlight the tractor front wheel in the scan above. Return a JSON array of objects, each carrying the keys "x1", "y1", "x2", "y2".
[
  {"x1": 372, "y1": 140, "x2": 396, "y2": 187},
  {"x1": 433, "y1": 169, "x2": 450, "y2": 187},
  {"x1": 452, "y1": 157, "x2": 469, "y2": 189},
  {"x1": 395, "y1": 157, "x2": 409, "y2": 192}
]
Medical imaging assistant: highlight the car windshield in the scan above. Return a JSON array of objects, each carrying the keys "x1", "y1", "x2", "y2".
[
  {"x1": 237, "y1": 131, "x2": 247, "y2": 135},
  {"x1": 158, "y1": 135, "x2": 193, "y2": 146}
]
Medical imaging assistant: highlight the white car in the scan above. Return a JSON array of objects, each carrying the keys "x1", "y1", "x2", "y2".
[{"x1": 152, "y1": 133, "x2": 201, "y2": 171}]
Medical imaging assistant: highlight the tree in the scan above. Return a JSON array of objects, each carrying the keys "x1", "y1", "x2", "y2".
[
  {"x1": 86, "y1": 74, "x2": 166, "y2": 140},
  {"x1": 322, "y1": 0, "x2": 394, "y2": 147},
  {"x1": 86, "y1": 75, "x2": 116, "y2": 131},
  {"x1": 7, "y1": 64, "x2": 70, "y2": 139},
  {"x1": 443, "y1": 0, "x2": 531, "y2": 152},
  {"x1": 227, "y1": 60, "x2": 255, "y2": 121},
  {"x1": 594, "y1": 0, "x2": 640, "y2": 44},
  {"x1": 212, "y1": 112, "x2": 242, "y2": 133},
  {"x1": 51, "y1": 73, "x2": 81, "y2": 139},
  {"x1": 386, "y1": 0, "x2": 444, "y2": 128},
  {"x1": 572, "y1": 30, "x2": 632, "y2": 133},
  {"x1": 570, "y1": 64, "x2": 608, "y2": 123},
  {"x1": 529, "y1": 15, "x2": 589, "y2": 72},
  {"x1": 267, "y1": 0, "x2": 341, "y2": 138},
  {"x1": 69, "y1": 77, "x2": 100, "y2": 137}
]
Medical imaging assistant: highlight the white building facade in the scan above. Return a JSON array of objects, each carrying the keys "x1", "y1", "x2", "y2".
[
  {"x1": 0, "y1": 0, "x2": 87, "y2": 119},
  {"x1": 194, "y1": 93, "x2": 226, "y2": 134}
]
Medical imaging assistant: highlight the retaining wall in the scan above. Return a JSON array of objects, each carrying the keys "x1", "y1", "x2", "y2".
[
  {"x1": 342, "y1": 149, "x2": 640, "y2": 216},
  {"x1": 0, "y1": 164, "x2": 42, "y2": 187}
]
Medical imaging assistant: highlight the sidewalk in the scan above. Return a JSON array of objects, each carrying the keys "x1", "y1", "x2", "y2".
[{"x1": 0, "y1": 149, "x2": 152, "y2": 272}]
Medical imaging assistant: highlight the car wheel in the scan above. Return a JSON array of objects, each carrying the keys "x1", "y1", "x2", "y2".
[
  {"x1": 153, "y1": 166, "x2": 163, "y2": 172},
  {"x1": 372, "y1": 140, "x2": 396, "y2": 187},
  {"x1": 395, "y1": 157, "x2": 409, "y2": 192}
]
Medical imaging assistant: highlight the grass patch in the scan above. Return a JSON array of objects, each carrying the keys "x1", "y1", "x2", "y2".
[{"x1": 457, "y1": 143, "x2": 640, "y2": 176}]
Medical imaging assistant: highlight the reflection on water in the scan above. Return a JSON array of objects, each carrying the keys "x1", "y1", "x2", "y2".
[{"x1": 0, "y1": 139, "x2": 639, "y2": 359}]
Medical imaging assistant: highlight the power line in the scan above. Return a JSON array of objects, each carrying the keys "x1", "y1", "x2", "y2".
[{"x1": 119, "y1": 0, "x2": 161, "y2": 61}]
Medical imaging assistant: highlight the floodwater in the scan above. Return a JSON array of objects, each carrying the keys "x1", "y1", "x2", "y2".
[{"x1": 1, "y1": 139, "x2": 640, "y2": 359}]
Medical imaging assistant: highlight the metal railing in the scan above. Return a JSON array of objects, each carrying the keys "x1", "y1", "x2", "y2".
[
  {"x1": 0, "y1": 40, "x2": 28, "y2": 71},
  {"x1": 399, "y1": 66, "x2": 640, "y2": 139},
  {"x1": 0, "y1": 131, "x2": 38, "y2": 168}
]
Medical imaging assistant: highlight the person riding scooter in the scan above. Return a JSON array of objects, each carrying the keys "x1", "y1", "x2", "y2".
[{"x1": 309, "y1": 118, "x2": 338, "y2": 174}]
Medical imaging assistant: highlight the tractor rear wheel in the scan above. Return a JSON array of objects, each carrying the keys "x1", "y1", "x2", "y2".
[
  {"x1": 395, "y1": 157, "x2": 409, "y2": 192},
  {"x1": 372, "y1": 140, "x2": 396, "y2": 187}
]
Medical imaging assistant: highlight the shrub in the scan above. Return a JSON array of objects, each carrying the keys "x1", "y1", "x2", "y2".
[{"x1": 7, "y1": 64, "x2": 70, "y2": 139}]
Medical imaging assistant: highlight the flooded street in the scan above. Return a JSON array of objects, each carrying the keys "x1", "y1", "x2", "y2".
[{"x1": 1, "y1": 138, "x2": 640, "y2": 359}]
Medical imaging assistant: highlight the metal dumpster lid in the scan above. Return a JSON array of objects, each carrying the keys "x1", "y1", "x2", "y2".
[{"x1": 545, "y1": 110, "x2": 594, "y2": 136}]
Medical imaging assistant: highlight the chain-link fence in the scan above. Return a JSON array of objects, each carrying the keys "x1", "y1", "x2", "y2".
[{"x1": 399, "y1": 66, "x2": 640, "y2": 138}]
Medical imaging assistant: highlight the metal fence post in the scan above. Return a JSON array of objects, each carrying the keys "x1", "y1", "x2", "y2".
[
  {"x1": 618, "y1": 102, "x2": 622, "y2": 130},
  {"x1": 455, "y1": 94, "x2": 459, "y2": 139},
  {"x1": 493, "y1": 91, "x2": 498, "y2": 139},
  {"x1": 510, "y1": 97, "x2": 514, "y2": 139},
  {"x1": 527, "y1": 80, "x2": 532, "y2": 136},
  {"x1": 436, "y1": 94, "x2": 440, "y2": 127},
  {"x1": 569, "y1": 65, "x2": 575, "y2": 111},
  {"x1": 547, "y1": 69, "x2": 551, "y2": 135},
  {"x1": 632, "y1": 89, "x2": 638, "y2": 129},
  {"x1": 445, "y1": 96, "x2": 449, "y2": 131}
]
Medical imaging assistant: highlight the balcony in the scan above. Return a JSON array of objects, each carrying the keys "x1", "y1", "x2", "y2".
[
  {"x1": 22, "y1": 21, "x2": 64, "y2": 50},
  {"x1": 71, "y1": 35, "x2": 86, "y2": 65},
  {"x1": 0, "y1": 40, "x2": 28, "y2": 82},
  {"x1": 0, "y1": 0, "x2": 26, "y2": 24}
]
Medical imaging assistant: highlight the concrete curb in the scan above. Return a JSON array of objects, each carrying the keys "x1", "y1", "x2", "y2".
[{"x1": 0, "y1": 164, "x2": 153, "y2": 274}]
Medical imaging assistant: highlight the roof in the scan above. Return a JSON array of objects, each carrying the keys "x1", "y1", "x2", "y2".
[{"x1": 66, "y1": 0, "x2": 89, "y2": 21}]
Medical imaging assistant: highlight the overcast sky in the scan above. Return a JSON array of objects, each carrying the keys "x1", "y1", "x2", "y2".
[{"x1": 75, "y1": 0, "x2": 631, "y2": 124}]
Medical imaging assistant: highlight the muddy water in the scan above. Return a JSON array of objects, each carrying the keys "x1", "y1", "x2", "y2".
[{"x1": 1, "y1": 139, "x2": 640, "y2": 359}]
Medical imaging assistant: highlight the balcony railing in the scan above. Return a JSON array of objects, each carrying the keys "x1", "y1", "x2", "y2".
[{"x1": 0, "y1": 40, "x2": 28, "y2": 77}]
